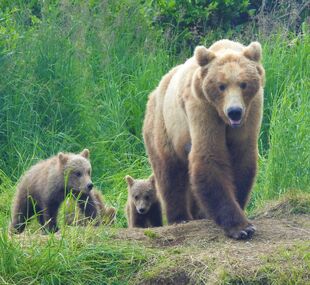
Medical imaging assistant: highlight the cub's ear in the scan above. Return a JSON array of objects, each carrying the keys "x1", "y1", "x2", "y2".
[
  {"x1": 125, "y1": 175, "x2": 135, "y2": 187},
  {"x1": 194, "y1": 45, "x2": 216, "y2": 67},
  {"x1": 80, "y1": 149, "x2": 90, "y2": 159},
  {"x1": 58, "y1": 152, "x2": 68, "y2": 164},
  {"x1": 244, "y1": 42, "x2": 262, "y2": 62}
]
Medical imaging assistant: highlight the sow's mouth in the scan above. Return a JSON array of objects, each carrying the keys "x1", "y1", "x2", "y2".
[{"x1": 229, "y1": 119, "x2": 242, "y2": 128}]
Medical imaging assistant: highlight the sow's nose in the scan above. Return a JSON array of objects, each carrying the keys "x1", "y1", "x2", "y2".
[
  {"x1": 227, "y1": 107, "x2": 243, "y2": 121},
  {"x1": 87, "y1": 182, "x2": 93, "y2": 191}
]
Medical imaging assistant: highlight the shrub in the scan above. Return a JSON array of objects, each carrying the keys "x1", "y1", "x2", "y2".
[{"x1": 143, "y1": 0, "x2": 255, "y2": 48}]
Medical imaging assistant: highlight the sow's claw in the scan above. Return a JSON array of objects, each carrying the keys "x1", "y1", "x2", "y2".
[{"x1": 226, "y1": 224, "x2": 256, "y2": 240}]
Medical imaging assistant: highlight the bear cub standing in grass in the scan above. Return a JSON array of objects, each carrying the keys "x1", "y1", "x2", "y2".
[
  {"x1": 125, "y1": 175, "x2": 162, "y2": 228},
  {"x1": 65, "y1": 188, "x2": 116, "y2": 226},
  {"x1": 10, "y1": 149, "x2": 99, "y2": 234}
]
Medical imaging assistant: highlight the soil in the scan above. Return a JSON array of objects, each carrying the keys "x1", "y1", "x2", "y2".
[{"x1": 118, "y1": 209, "x2": 310, "y2": 284}]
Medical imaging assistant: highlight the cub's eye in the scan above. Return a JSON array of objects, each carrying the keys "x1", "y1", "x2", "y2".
[
  {"x1": 134, "y1": 195, "x2": 138, "y2": 200},
  {"x1": 145, "y1": 195, "x2": 149, "y2": 201},
  {"x1": 240, "y1": 82, "x2": 247, "y2": 89},
  {"x1": 75, "y1": 171, "x2": 82, "y2": 177},
  {"x1": 219, "y1": 84, "x2": 226, "y2": 91},
  {"x1": 87, "y1": 169, "x2": 91, "y2": 175}
]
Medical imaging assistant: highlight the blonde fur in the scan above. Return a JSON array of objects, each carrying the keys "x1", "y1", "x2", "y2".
[{"x1": 143, "y1": 39, "x2": 265, "y2": 239}]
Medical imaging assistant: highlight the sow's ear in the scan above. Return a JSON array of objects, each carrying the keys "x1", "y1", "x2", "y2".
[
  {"x1": 58, "y1": 152, "x2": 68, "y2": 164},
  {"x1": 125, "y1": 175, "x2": 135, "y2": 187},
  {"x1": 244, "y1": 42, "x2": 262, "y2": 62},
  {"x1": 194, "y1": 45, "x2": 216, "y2": 67},
  {"x1": 80, "y1": 148, "x2": 90, "y2": 159}
]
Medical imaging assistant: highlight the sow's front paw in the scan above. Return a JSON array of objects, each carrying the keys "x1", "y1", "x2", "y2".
[{"x1": 225, "y1": 223, "x2": 256, "y2": 240}]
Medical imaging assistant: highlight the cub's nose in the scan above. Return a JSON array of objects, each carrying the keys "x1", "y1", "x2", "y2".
[
  {"x1": 227, "y1": 107, "x2": 243, "y2": 121},
  {"x1": 138, "y1": 208, "x2": 145, "y2": 214},
  {"x1": 87, "y1": 183, "x2": 93, "y2": 191}
]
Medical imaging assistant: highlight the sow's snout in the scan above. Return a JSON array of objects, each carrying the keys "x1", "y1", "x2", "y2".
[{"x1": 227, "y1": 106, "x2": 243, "y2": 128}]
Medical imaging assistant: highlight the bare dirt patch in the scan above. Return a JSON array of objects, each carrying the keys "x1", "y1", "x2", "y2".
[
  {"x1": 118, "y1": 215, "x2": 310, "y2": 249},
  {"x1": 117, "y1": 204, "x2": 310, "y2": 284}
]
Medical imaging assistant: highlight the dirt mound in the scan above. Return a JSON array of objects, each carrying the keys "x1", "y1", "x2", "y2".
[
  {"x1": 119, "y1": 215, "x2": 310, "y2": 248},
  {"x1": 118, "y1": 212, "x2": 310, "y2": 284}
]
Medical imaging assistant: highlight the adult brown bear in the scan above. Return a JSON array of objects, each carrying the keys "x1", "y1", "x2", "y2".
[{"x1": 143, "y1": 39, "x2": 265, "y2": 239}]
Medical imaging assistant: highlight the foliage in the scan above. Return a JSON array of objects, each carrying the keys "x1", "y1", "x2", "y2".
[
  {"x1": 251, "y1": 32, "x2": 310, "y2": 202},
  {"x1": 143, "y1": 0, "x2": 254, "y2": 47}
]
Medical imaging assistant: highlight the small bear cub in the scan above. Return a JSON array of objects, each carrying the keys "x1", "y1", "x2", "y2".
[
  {"x1": 10, "y1": 149, "x2": 98, "y2": 234},
  {"x1": 65, "y1": 188, "x2": 116, "y2": 226},
  {"x1": 125, "y1": 175, "x2": 162, "y2": 228}
]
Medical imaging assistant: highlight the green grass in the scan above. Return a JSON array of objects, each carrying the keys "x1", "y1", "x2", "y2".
[
  {"x1": 0, "y1": 1, "x2": 176, "y2": 227},
  {"x1": 249, "y1": 33, "x2": 310, "y2": 208},
  {"x1": 0, "y1": 1, "x2": 309, "y2": 284},
  {"x1": 0, "y1": 227, "x2": 150, "y2": 285},
  {"x1": 221, "y1": 243, "x2": 310, "y2": 285}
]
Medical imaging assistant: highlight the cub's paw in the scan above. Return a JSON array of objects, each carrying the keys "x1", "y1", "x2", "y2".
[{"x1": 226, "y1": 223, "x2": 256, "y2": 240}]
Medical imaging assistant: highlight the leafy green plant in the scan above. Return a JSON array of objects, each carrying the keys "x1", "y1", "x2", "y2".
[{"x1": 143, "y1": 0, "x2": 254, "y2": 47}]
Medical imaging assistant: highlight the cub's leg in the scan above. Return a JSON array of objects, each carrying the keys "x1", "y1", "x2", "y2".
[
  {"x1": 11, "y1": 193, "x2": 35, "y2": 234},
  {"x1": 131, "y1": 211, "x2": 147, "y2": 228},
  {"x1": 77, "y1": 193, "x2": 99, "y2": 226},
  {"x1": 36, "y1": 205, "x2": 46, "y2": 227},
  {"x1": 147, "y1": 201, "x2": 163, "y2": 227},
  {"x1": 42, "y1": 202, "x2": 61, "y2": 233}
]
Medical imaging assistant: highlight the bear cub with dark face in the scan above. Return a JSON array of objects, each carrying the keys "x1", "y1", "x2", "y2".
[
  {"x1": 125, "y1": 175, "x2": 162, "y2": 228},
  {"x1": 10, "y1": 149, "x2": 99, "y2": 234}
]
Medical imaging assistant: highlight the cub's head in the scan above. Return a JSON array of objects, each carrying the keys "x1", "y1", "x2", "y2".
[
  {"x1": 194, "y1": 41, "x2": 265, "y2": 128},
  {"x1": 125, "y1": 175, "x2": 156, "y2": 215},
  {"x1": 58, "y1": 149, "x2": 93, "y2": 194}
]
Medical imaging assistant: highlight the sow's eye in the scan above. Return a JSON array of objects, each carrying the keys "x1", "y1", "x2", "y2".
[
  {"x1": 218, "y1": 84, "x2": 226, "y2": 92},
  {"x1": 240, "y1": 82, "x2": 247, "y2": 89},
  {"x1": 75, "y1": 171, "x2": 82, "y2": 177}
]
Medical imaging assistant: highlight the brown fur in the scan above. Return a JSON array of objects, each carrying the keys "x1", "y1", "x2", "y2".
[
  {"x1": 143, "y1": 39, "x2": 265, "y2": 239},
  {"x1": 125, "y1": 175, "x2": 163, "y2": 228},
  {"x1": 10, "y1": 149, "x2": 98, "y2": 234},
  {"x1": 65, "y1": 189, "x2": 116, "y2": 226}
]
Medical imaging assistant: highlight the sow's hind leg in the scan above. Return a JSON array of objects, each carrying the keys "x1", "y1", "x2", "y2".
[{"x1": 152, "y1": 153, "x2": 191, "y2": 224}]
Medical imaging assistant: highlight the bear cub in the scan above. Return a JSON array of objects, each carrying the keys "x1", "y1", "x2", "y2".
[
  {"x1": 65, "y1": 188, "x2": 116, "y2": 226},
  {"x1": 125, "y1": 175, "x2": 162, "y2": 228},
  {"x1": 10, "y1": 149, "x2": 98, "y2": 234}
]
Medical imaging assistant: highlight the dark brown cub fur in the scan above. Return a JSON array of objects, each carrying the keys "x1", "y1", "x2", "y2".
[{"x1": 125, "y1": 175, "x2": 162, "y2": 228}]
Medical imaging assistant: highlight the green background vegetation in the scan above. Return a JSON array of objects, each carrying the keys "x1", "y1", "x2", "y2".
[{"x1": 0, "y1": 0, "x2": 309, "y2": 284}]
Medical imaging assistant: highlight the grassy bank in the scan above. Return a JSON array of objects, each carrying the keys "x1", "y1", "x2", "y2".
[
  {"x1": 0, "y1": 1, "x2": 309, "y2": 284},
  {"x1": 0, "y1": 1, "x2": 309, "y2": 215}
]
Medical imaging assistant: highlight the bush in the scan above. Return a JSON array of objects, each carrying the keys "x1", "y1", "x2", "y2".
[{"x1": 143, "y1": 0, "x2": 255, "y2": 48}]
